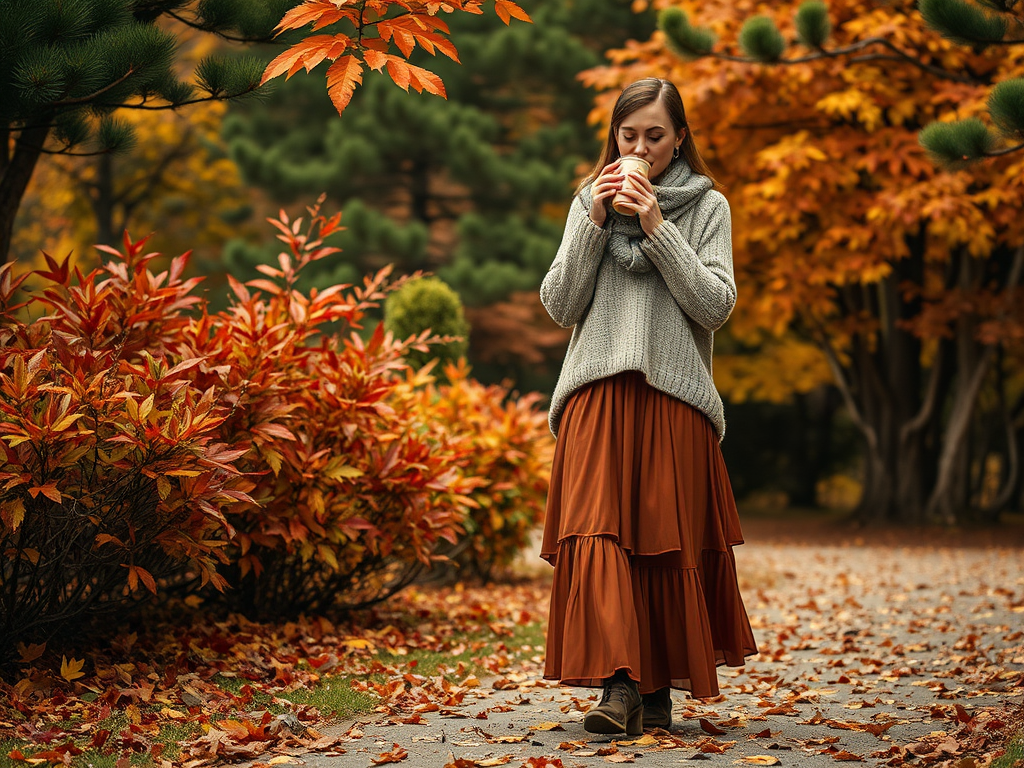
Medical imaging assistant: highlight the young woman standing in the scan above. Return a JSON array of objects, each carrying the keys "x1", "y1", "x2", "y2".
[{"x1": 540, "y1": 77, "x2": 758, "y2": 735}]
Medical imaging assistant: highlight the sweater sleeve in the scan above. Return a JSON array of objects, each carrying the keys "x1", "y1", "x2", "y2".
[
  {"x1": 639, "y1": 191, "x2": 736, "y2": 331},
  {"x1": 539, "y1": 195, "x2": 611, "y2": 328}
]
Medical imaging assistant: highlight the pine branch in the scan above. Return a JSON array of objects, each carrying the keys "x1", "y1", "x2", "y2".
[
  {"x1": 165, "y1": 10, "x2": 278, "y2": 44},
  {"x1": 51, "y1": 69, "x2": 137, "y2": 107},
  {"x1": 95, "y1": 88, "x2": 261, "y2": 110}
]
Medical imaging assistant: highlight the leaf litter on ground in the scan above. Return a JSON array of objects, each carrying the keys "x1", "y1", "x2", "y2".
[{"x1": 2, "y1": 522, "x2": 1023, "y2": 768}]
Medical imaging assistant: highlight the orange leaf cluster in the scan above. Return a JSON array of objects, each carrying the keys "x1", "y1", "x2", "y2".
[
  {"x1": 262, "y1": 0, "x2": 532, "y2": 115},
  {"x1": 0, "y1": 240, "x2": 254, "y2": 646}
]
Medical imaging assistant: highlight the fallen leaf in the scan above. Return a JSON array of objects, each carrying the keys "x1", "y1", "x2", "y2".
[
  {"x1": 370, "y1": 744, "x2": 409, "y2": 764},
  {"x1": 477, "y1": 756, "x2": 514, "y2": 766},
  {"x1": 616, "y1": 734, "x2": 657, "y2": 746},
  {"x1": 60, "y1": 656, "x2": 85, "y2": 682},
  {"x1": 830, "y1": 750, "x2": 864, "y2": 762},
  {"x1": 521, "y1": 758, "x2": 564, "y2": 768},
  {"x1": 700, "y1": 718, "x2": 726, "y2": 735},
  {"x1": 17, "y1": 643, "x2": 46, "y2": 663},
  {"x1": 738, "y1": 758, "x2": 780, "y2": 765},
  {"x1": 557, "y1": 741, "x2": 588, "y2": 751},
  {"x1": 531, "y1": 722, "x2": 564, "y2": 731}
]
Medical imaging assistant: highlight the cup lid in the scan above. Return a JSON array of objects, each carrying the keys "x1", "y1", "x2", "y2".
[{"x1": 619, "y1": 155, "x2": 651, "y2": 168}]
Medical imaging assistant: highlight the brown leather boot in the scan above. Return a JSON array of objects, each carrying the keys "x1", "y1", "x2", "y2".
[
  {"x1": 584, "y1": 671, "x2": 643, "y2": 736},
  {"x1": 641, "y1": 687, "x2": 672, "y2": 729}
]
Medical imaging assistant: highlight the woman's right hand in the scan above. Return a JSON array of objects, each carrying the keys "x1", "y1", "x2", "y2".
[{"x1": 588, "y1": 159, "x2": 623, "y2": 228}]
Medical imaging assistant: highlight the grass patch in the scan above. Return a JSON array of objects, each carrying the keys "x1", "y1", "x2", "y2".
[
  {"x1": 992, "y1": 731, "x2": 1024, "y2": 768},
  {"x1": 281, "y1": 675, "x2": 378, "y2": 718},
  {"x1": 0, "y1": 707, "x2": 202, "y2": 768}
]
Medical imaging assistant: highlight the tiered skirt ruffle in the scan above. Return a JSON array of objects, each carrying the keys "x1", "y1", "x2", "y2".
[{"x1": 542, "y1": 371, "x2": 758, "y2": 698}]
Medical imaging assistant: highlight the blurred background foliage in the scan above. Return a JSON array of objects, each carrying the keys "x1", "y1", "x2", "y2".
[{"x1": 22, "y1": 0, "x2": 1024, "y2": 523}]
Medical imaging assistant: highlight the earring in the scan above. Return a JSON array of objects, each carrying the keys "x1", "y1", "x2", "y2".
[{"x1": 673, "y1": 145, "x2": 680, "y2": 159}]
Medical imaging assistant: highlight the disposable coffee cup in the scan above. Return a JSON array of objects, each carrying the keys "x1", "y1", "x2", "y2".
[{"x1": 612, "y1": 155, "x2": 652, "y2": 216}]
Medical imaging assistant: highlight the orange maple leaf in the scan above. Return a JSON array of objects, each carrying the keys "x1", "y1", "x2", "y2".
[
  {"x1": 275, "y1": 0, "x2": 358, "y2": 32},
  {"x1": 325, "y1": 55, "x2": 364, "y2": 114},
  {"x1": 363, "y1": 50, "x2": 446, "y2": 98},
  {"x1": 494, "y1": 0, "x2": 531, "y2": 24},
  {"x1": 262, "y1": 35, "x2": 352, "y2": 84}
]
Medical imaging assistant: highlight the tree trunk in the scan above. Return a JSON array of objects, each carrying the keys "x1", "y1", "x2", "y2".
[
  {"x1": 91, "y1": 153, "x2": 117, "y2": 248},
  {"x1": 819, "y1": 231, "x2": 953, "y2": 523},
  {"x1": 0, "y1": 122, "x2": 50, "y2": 263},
  {"x1": 925, "y1": 243, "x2": 1024, "y2": 521}
]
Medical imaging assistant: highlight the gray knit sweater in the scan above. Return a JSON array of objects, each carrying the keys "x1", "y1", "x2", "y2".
[{"x1": 540, "y1": 160, "x2": 736, "y2": 440}]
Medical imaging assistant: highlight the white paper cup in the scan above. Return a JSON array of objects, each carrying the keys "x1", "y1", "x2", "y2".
[{"x1": 612, "y1": 156, "x2": 652, "y2": 216}]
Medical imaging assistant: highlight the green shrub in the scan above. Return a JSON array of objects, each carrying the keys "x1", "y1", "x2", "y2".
[{"x1": 384, "y1": 277, "x2": 470, "y2": 368}]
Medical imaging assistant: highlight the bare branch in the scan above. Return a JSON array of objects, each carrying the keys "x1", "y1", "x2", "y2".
[
  {"x1": 900, "y1": 342, "x2": 946, "y2": 444},
  {"x1": 95, "y1": 88, "x2": 260, "y2": 111},
  {"x1": 707, "y1": 35, "x2": 983, "y2": 85}
]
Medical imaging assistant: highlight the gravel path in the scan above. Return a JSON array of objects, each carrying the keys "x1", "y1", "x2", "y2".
[{"x1": 265, "y1": 535, "x2": 1024, "y2": 768}]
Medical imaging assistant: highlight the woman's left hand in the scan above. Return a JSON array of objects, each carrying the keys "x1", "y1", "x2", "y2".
[{"x1": 615, "y1": 172, "x2": 664, "y2": 236}]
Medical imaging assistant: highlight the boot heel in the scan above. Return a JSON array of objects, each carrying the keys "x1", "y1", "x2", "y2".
[{"x1": 626, "y1": 705, "x2": 643, "y2": 736}]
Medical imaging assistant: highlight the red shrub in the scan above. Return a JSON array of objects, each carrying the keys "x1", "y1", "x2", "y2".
[
  {"x1": 175, "y1": 201, "x2": 475, "y2": 615},
  {"x1": 0, "y1": 243, "x2": 251, "y2": 656},
  {"x1": 0, "y1": 197, "x2": 552, "y2": 649}
]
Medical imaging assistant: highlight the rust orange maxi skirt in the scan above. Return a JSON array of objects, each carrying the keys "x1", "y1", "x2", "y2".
[{"x1": 542, "y1": 371, "x2": 758, "y2": 698}]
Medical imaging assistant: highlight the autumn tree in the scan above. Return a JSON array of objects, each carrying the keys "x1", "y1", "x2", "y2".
[
  {"x1": 657, "y1": 0, "x2": 1024, "y2": 166},
  {"x1": 585, "y1": 0, "x2": 1024, "y2": 523},
  {"x1": 221, "y1": 0, "x2": 654, "y2": 385}
]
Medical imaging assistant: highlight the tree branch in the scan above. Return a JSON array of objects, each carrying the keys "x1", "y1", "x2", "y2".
[
  {"x1": 96, "y1": 88, "x2": 260, "y2": 111},
  {"x1": 808, "y1": 316, "x2": 879, "y2": 453},
  {"x1": 52, "y1": 69, "x2": 136, "y2": 107},
  {"x1": 900, "y1": 341, "x2": 945, "y2": 443},
  {"x1": 926, "y1": 242, "x2": 1024, "y2": 521},
  {"x1": 985, "y1": 141, "x2": 1024, "y2": 157},
  {"x1": 708, "y1": 35, "x2": 983, "y2": 85},
  {"x1": 165, "y1": 10, "x2": 277, "y2": 44}
]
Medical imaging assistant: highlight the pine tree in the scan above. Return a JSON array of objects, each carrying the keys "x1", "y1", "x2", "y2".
[
  {"x1": 220, "y1": 0, "x2": 655, "y2": 306},
  {"x1": 0, "y1": 0, "x2": 296, "y2": 263}
]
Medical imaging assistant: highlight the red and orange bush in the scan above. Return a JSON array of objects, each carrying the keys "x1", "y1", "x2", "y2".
[
  {"x1": 0, "y1": 244, "x2": 252, "y2": 657},
  {"x1": 186, "y1": 205, "x2": 477, "y2": 616},
  {"x1": 0, "y1": 201, "x2": 553, "y2": 654},
  {"x1": 415, "y1": 360, "x2": 553, "y2": 581}
]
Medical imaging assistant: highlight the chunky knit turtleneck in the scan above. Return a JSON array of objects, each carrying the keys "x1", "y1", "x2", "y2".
[{"x1": 540, "y1": 159, "x2": 736, "y2": 441}]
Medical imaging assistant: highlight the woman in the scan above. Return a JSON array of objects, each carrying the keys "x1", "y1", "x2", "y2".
[{"x1": 539, "y1": 78, "x2": 758, "y2": 736}]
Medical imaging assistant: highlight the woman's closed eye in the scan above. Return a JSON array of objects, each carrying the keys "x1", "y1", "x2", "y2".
[{"x1": 622, "y1": 133, "x2": 664, "y2": 143}]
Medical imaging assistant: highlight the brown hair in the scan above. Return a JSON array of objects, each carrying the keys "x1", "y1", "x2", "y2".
[{"x1": 579, "y1": 77, "x2": 720, "y2": 192}]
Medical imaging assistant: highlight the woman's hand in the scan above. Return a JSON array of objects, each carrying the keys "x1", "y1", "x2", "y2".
[
  {"x1": 588, "y1": 159, "x2": 623, "y2": 228},
  {"x1": 614, "y1": 172, "x2": 664, "y2": 236}
]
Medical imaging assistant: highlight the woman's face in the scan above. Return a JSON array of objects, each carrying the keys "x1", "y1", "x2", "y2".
[{"x1": 614, "y1": 98, "x2": 685, "y2": 181}]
